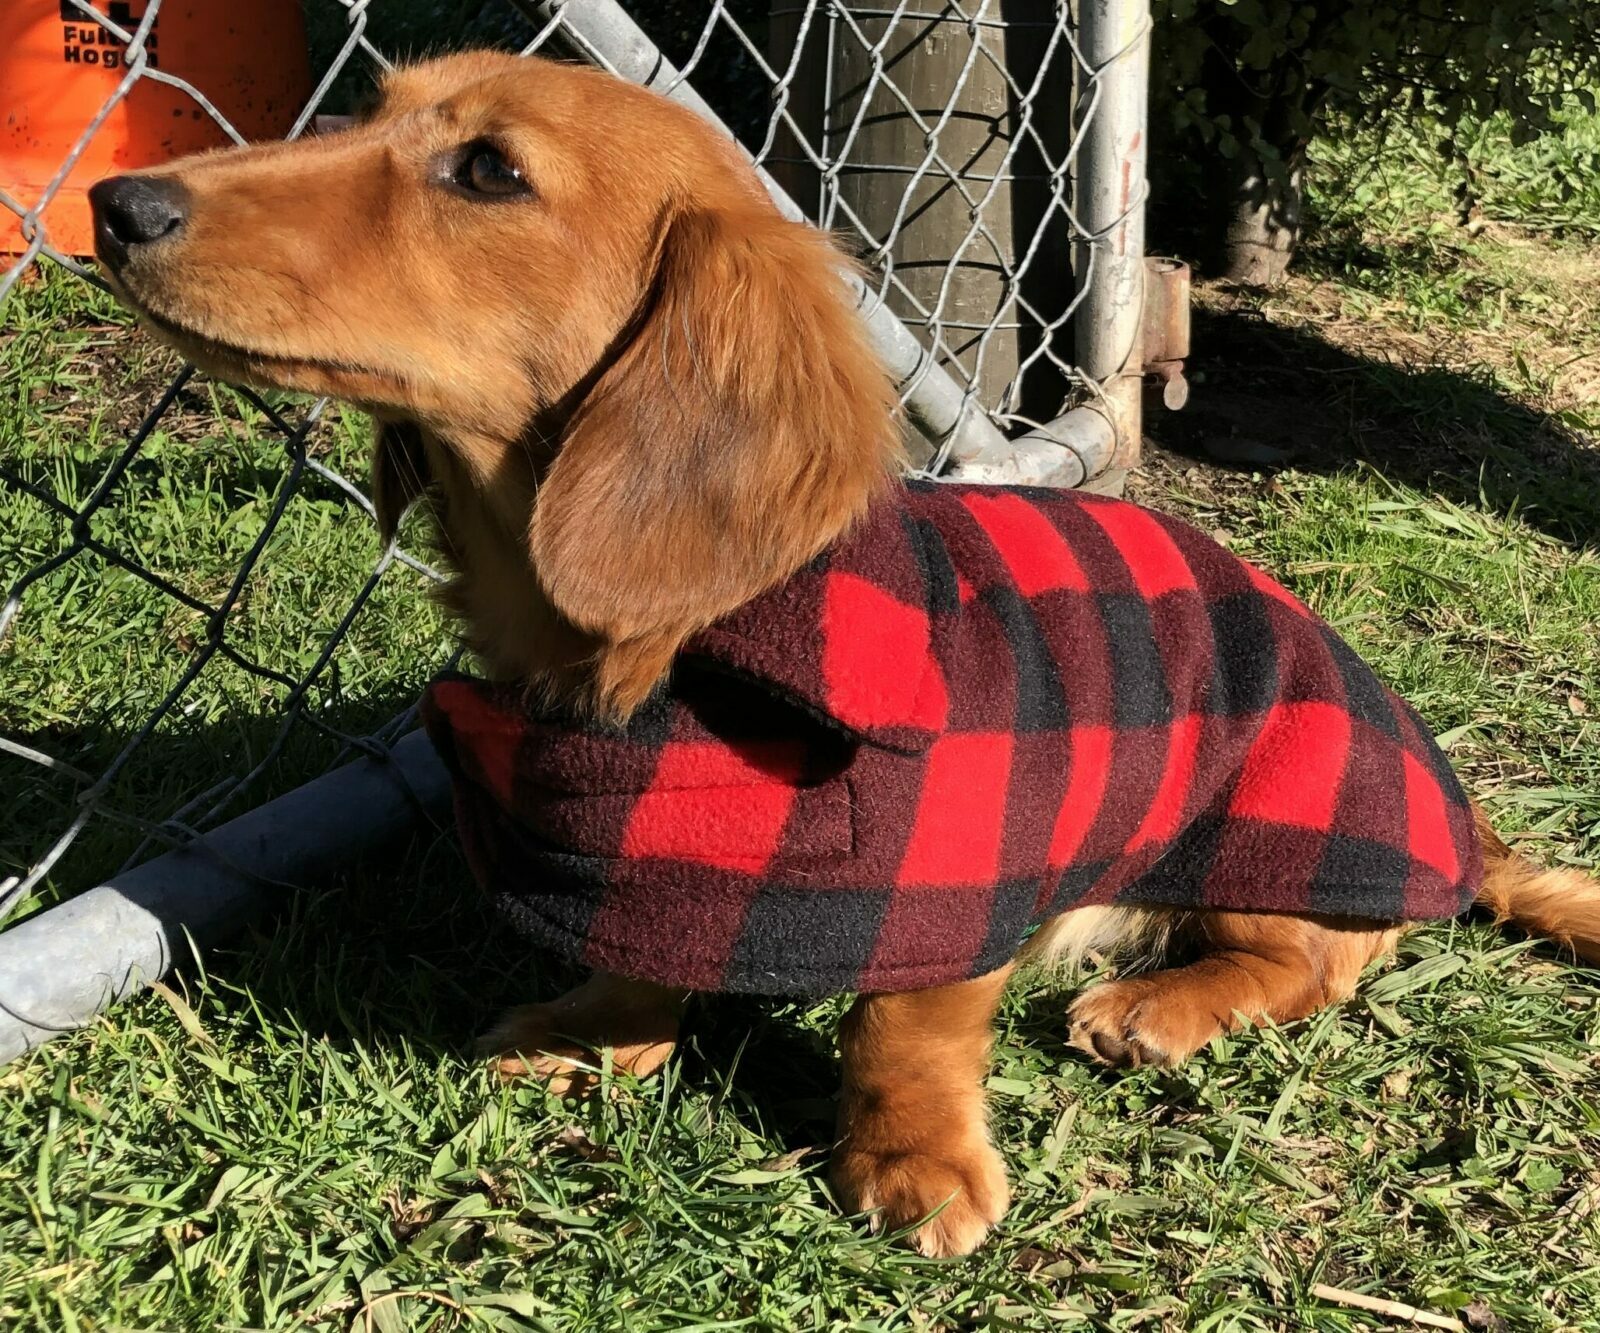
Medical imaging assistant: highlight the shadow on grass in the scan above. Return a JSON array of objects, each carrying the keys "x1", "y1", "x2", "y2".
[
  {"x1": 201, "y1": 818, "x2": 850, "y2": 1141},
  {"x1": 5, "y1": 695, "x2": 849, "y2": 1134},
  {"x1": 2, "y1": 684, "x2": 431, "y2": 903},
  {"x1": 1148, "y1": 291, "x2": 1600, "y2": 550},
  {"x1": 1, "y1": 690, "x2": 502, "y2": 1041},
  {"x1": 1298, "y1": 224, "x2": 1470, "y2": 287}
]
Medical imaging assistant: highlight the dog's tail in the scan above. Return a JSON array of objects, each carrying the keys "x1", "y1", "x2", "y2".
[{"x1": 1475, "y1": 803, "x2": 1600, "y2": 962}]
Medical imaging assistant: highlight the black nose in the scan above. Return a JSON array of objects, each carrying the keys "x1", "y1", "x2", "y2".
[{"x1": 89, "y1": 175, "x2": 189, "y2": 266}]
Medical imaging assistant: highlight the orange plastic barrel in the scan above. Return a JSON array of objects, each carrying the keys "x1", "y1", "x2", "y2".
[{"x1": 1, "y1": 1, "x2": 311, "y2": 258}]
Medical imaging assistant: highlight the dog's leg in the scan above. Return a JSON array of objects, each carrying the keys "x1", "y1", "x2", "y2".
[
  {"x1": 478, "y1": 971, "x2": 688, "y2": 1096},
  {"x1": 830, "y1": 965, "x2": 1012, "y2": 1258},
  {"x1": 1068, "y1": 911, "x2": 1402, "y2": 1068}
]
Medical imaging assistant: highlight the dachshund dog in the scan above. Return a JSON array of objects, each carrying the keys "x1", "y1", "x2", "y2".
[{"x1": 89, "y1": 52, "x2": 1600, "y2": 1258}]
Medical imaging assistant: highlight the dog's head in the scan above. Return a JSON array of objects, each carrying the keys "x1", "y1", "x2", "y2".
[{"x1": 92, "y1": 52, "x2": 899, "y2": 715}]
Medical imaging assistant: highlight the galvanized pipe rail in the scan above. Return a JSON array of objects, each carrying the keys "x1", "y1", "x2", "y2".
[{"x1": 0, "y1": 732, "x2": 450, "y2": 1062}]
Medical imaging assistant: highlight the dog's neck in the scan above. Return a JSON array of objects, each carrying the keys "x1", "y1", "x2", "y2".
[
  {"x1": 421, "y1": 421, "x2": 878, "y2": 720},
  {"x1": 419, "y1": 428, "x2": 576, "y2": 678}
]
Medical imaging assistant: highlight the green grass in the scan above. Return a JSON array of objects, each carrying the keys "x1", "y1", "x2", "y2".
[
  {"x1": 0, "y1": 271, "x2": 450, "y2": 922},
  {"x1": 4, "y1": 82, "x2": 1600, "y2": 1333},
  {"x1": 5, "y1": 869, "x2": 1600, "y2": 1331}
]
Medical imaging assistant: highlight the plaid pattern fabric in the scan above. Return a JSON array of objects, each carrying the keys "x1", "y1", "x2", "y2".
[{"x1": 421, "y1": 480, "x2": 1482, "y2": 997}]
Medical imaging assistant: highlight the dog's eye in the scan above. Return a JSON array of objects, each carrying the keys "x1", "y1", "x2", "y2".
[{"x1": 456, "y1": 144, "x2": 529, "y2": 198}]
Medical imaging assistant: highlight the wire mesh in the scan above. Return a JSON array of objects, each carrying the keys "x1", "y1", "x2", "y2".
[
  {"x1": 0, "y1": 0, "x2": 1139, "y2": 928},
  {"x1": 512, "y1": 0, "x2": 1136, "y2": 460}
]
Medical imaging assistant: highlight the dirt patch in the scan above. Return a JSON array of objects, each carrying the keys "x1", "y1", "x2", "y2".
[{"x1": 1136, "y1": 232, "x2": 1600, "y2": 546}]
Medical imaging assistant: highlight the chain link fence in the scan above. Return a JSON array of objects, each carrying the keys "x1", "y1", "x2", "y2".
[{"x1": 0, "y1": 0, "x2": 1151, "y2": 1057}]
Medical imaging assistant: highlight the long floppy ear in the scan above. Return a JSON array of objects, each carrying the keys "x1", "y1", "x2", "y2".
[
  {"x1": 529, "y1": 205, "x2": 900, "y2": 705},
  {"x1": 370, "y1": 419, "x2": 432, "y2": 543}
]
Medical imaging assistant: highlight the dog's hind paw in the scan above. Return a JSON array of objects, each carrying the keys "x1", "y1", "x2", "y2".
[{"x1": 1067, "y1": 978, "x2": 1187, "y2": 1069}]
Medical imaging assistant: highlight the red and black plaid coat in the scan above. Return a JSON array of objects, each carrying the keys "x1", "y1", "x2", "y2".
[{"x1": 421, "y1": 480, "x2": 1481, "y2": 997}]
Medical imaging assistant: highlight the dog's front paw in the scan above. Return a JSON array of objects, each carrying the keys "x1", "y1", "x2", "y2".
[
  {"x1": 476, "y1": 975, "x2": 683, "y2": 1095},
  {"x1": 831, "y1": 1138, "x2": 1010, "y2": 1258},
  {"x1": 476, "y1": 1003, "x2": 677, "y2": 1095}
]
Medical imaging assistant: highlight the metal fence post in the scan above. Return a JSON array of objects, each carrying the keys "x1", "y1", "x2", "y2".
[
  {"x1": 959, "y1": 0, "x2": 1149, "y2": 490},
  {"x1": 1070, "y1": 0, "x2": 1151, "y2": 480}
]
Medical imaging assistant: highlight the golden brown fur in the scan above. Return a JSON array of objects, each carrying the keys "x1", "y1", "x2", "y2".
[
  {"x1": 91, "y1": 51, "x2": 1600, "y2": 1259},
  {"x1": 1474, "y1": 803, "x2": 1600, "y2": 959},
  {"x1": 97, "y1": 51, "x2": 899, "y2": 718}
]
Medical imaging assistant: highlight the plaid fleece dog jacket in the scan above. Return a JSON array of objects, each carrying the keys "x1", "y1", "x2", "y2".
[{"x1": 421, "y1": 481, "x2": 1482, "y2": 997}]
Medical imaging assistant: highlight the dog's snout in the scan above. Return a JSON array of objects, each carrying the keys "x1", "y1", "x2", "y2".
[{"x1": 89, "y1": 175, "x2": 189, "y2": 265}]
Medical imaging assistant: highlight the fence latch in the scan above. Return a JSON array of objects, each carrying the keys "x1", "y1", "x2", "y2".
[{"x1": 1142, "y1": 257, "x2": 1191, "y2": 412}]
